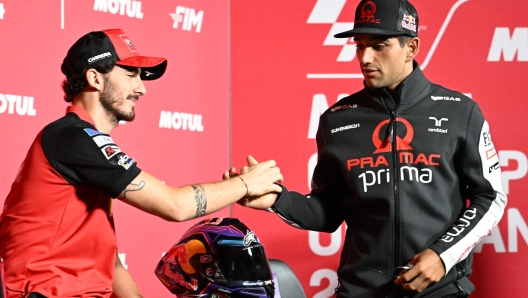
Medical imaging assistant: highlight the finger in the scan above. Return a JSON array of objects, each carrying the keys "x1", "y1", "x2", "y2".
[
  {"x1": 240, "y1": 165, "x2": 250, "y2": 174},
  {"x1": 229, "y1": 167, "x2": 238, "y2": 176},
  {"x1": 247, "y1": 155, "x2": 259, "y2": 166},
  {"x1": 222, "y1": 171, "x2": 230, "y2": 180},
  {"x1": 258, "y1": 159, "x2": 277, "y2": 168}
]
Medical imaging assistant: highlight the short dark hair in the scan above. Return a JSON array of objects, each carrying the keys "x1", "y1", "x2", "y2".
[
  {"x1": 61, "y1": 62, "x2": 115, "y2": 103},
  {"x1": 397, "y1": 35, "x2": 413, "y2": 48}
]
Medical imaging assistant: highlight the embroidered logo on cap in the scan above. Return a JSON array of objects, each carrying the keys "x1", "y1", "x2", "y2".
[
  {"x1": 357, "y1": 1, "x2": 380, "y2": 24},
  {"x1": 119, "y1": 35, "x2": 138, "y2": 52},
  {"x1": 402, "y1": 14, "x2": 417, "y2": 32}
]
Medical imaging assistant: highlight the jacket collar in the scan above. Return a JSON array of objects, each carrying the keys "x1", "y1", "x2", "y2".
[{"x1": 363, "y1": 60, "x2": 430, "y2": 107}]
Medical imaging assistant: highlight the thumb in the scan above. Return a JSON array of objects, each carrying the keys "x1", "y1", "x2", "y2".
[{"x1": 246, "y1": 155, "x2": 259, "y2": 166}]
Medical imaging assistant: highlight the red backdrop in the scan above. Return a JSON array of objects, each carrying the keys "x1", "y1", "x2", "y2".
[{"x1": 0, "y1": 0, "x2": 527, "y2": 297}]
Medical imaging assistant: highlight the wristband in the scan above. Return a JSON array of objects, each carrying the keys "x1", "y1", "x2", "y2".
[{"x1": 237, "y1": 176, "x2": 249, "y2": 197}]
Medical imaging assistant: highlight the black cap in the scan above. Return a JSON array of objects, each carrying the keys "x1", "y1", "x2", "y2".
[
  {"x1": 61, "y1": 28, "x2": 167, "y2": 80},
  {"x1": 334, "y1": 0, "x2": 419, "y2": 38}
]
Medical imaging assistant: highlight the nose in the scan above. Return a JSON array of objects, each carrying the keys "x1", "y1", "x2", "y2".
[
  {"x1": 358, "y1": 47, "x2": 374, "y2": 67},
  {"x1": 135, "y1": 76, "x2": 146, "y2": 96}
]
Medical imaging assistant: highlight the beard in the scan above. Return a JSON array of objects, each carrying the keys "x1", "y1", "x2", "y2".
[{"x1": 99, "y1": 77, "x2": 136, "y2": 124}]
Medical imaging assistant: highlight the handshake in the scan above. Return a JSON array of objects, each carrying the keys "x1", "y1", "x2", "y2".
[{"x1": 222, "y1": 155, "x2": 283, "y2": 209}]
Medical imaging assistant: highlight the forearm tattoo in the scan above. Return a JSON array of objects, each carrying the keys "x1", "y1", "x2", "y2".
[
  {"x1": 123, "y1": 180, "x2": 146, "y2": 198},
  {"x1": 191, "y1": 184, "x2": 207, "y2": 218}
]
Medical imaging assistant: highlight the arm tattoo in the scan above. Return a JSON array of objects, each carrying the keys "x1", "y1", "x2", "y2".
[
  {"x1": 123, "y1": 180, "x2": 146, "y2": 198},
  {"x1": 191, "y1": 184, "x2": 207, "y2": 218}
]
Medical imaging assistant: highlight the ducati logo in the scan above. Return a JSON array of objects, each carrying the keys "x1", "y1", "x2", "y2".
[{"x1": 372, "y1": 118, "x2": 413, "y2": 153}]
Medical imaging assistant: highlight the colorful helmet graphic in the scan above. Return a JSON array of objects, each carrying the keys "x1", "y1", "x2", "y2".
[{"x1": 155, "y1": 217, "x2": 275, "y2": 298}]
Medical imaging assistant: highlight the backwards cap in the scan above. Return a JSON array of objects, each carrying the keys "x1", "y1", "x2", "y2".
[
  {"x1": 334, "y1": 0, "x2": 419, "y2": 38},
  {"x1": 61, "y1": 28, "x2": 167, "y2": 80}
]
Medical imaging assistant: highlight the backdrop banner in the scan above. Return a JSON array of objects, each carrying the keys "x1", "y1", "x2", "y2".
[
  {"x1": 0, "y1": 0, "x2": 526, "y2": 297},
  {"x1": 231, "y1": 1, "x2": 527, "y2": 298}
]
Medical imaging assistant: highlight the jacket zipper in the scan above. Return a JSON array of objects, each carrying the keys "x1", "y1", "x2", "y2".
[{"x1": 390, "y1": 109, "x2": 400, "y2": 293}]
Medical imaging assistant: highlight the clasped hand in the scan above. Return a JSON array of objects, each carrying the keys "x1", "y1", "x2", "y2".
[{"x1": 222, "y1": 155, "x2": 282, "y2": 209}]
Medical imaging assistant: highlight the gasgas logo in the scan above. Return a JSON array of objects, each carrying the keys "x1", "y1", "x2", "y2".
[{"x1": 347, "y1": 118, "x2": 441, "y2": 192}]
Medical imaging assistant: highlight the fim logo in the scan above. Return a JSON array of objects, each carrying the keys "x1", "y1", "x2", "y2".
[
  {"x1": 170, "y1": 6, "x2": 204, "y2": 33},
  {"x1": 93, "y1": 0, "x2": 144, "y2": 19}
]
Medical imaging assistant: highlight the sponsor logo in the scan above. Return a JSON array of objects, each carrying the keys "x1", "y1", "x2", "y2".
[
  {"x1": 330, "y1": 104, "x2": 357, "y2": 112},
  {"x1": 431, "y1": 96, "x2": 461, "y2": 101},
  {"x1": 428, "y1": 128, "x2": 448, "y2": 134},
  {"x1": 402, "y1": 14, "x2": 417, "y2": 32},
  {"x1": 84, "y1": 128, "x2": 104, "y2": 137},
  {"x1": 428, "y1": 117, "x2": 448, "y2": 133},
  {"x1": 93, "y1": 0, "x2": 144, "y2": 19},
  {"x1": 163, "y1": 265, "x2": 198, "y2": 291},
  {"x1": 119, "y1": 35, "x2": 137, "y2": 52},
  {"x1": 206, "y1": 268, "x2": 214, "y2": 277},
  {"x1": 170, "y1": 6, "x2": 204, "y2": 33},
  {"x1": 144, "y1": 70, "x2": 155, "y2": 77},
  {"x1": 331, "y1": 123, "x2": 360, "y2": 134},
  {"x1": 348, "y1": 118, "x2": 442, "y2": 192},
  {"x1": 372, "y1": 118, "x2": 413, "y2": 153},
  {"x1": 0, "y1": 3, "x2": 5, "y2": 19},
  {"x1": 489, "y1": 162, "x2": 500, "y2": 173},
  {"x1": 0, "y1": 93, "x2": 36, "y2": 116},
  {"x1": 356, "y1": 1, "x2": 380, "y2": 24},
  {"x1": 486, "y1": 147, "x2": 497, "y2": 160},
  {"x1": 92, "y1": 135, "x2": 115, "y2": 147},
  {"x1": 159, "y1": 111, "x2": 204, "y2": 132},
  {"x1": 101, "y1": 145, "x2": 121, "y2": 159},
  {"x1": 200, "y1": 255, "x2": 212, "y2": 263},
  {"x1": 117, "y1": 154, "x2": 136, "y2": 169},
  {"x1": 243, "y1": 230, "x2": 257, "y2": 247},
  {"x1": 441, "y1": 208, "x2": 477, "y2": 243},
  {"x1": 117, "y1": 154, "x2": 129, "y2": 165},
  {"x1": 488, "y1": 27, "x2": 528, "y2": 62},
  {"x1": 87, "y1": 52, "x2": 112, "y2": 64},
  {"x1": 429, "y1": 117, "x2": 448, "y2": 126},
  {"x1": 482, "y1": 131, "x2": 492, "y2": 147}
]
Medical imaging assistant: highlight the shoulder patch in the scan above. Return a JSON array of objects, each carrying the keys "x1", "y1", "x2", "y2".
[
  {"x1": 101, "y1": 145, "x2": 121, "y2": 159},
  {"x1": 84, "y1": 128, "x2": 105, "y2": 136},
  {"x1": 92, "y1": 135, "x2": 115, "y2": 147}
]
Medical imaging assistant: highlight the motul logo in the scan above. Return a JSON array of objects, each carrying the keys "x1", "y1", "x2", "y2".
[
  {"x1": 488, "y1": 27, "x2": 528, "y2": 61},
  {"x1": 0, "y1": 93, "x2": 36, "y2": 116},
  {"x1": 93, "y1": 0, "x2": 144, "y2": 19}
]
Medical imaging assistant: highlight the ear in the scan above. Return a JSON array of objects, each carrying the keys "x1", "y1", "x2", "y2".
[
  {"x1": 406, "y1": 37, "x2": 420, "y2": 62},
  {"x1": 85, "y1": 68, "x2": 105, "y2": 92}
]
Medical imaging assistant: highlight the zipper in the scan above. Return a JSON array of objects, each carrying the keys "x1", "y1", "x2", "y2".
[{"x1": 390, "y1": 109, "x2": 400, "y2": 292}]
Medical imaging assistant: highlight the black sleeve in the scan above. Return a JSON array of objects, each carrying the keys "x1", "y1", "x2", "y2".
[
  {"x1": 43, "y1": 123, "x2": 141, "y2": 198},
  {"x1": 272, "y1": 119, "x2": 347, "y2": 232}
]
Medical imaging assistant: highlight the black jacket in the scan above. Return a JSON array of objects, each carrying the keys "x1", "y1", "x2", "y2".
[{"x1": 273, "y1": 62, "x2": 506, "y2": 297}]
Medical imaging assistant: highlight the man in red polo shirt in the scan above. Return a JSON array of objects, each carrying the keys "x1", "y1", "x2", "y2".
[{"x1": 0, "y1": 29, "x2": 282, "y2": 298}]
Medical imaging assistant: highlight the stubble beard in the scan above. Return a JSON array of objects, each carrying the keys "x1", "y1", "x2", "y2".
[{"x1": 99, "y1": 78, "x2": 136, "y2": 125}]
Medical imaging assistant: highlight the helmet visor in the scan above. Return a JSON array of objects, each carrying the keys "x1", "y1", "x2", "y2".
[{"x1": 215, "y1": 242, "x2": 273, "y2": 286}]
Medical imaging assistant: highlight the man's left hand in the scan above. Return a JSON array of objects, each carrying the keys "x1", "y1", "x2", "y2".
[{"x1": 394, "y1": 248, "x2": 445, "y2": 292}]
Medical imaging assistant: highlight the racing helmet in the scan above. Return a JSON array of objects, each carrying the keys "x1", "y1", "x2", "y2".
[{"x1": 155, "y1": 217, "x2": 275, "y2": 298}]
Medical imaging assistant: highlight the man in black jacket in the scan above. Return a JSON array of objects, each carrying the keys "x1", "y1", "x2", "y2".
[{"x1": 229, "y1": 0, "x2": 507, "y2": 297}]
